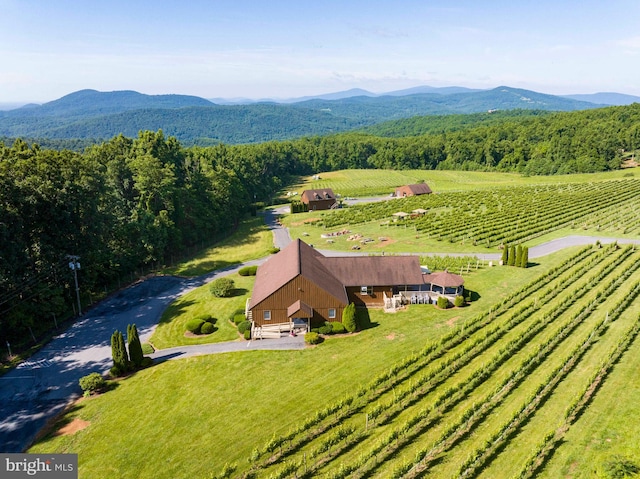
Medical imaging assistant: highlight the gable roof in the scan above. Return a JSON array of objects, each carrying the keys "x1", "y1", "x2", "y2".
[
  {"x1": 319, "y1": 255, "x2": 424, "y2": 286},
  {"x1": 397, "y1": 183, "x2": 432, "y2": 195},
  {"x1": 300, "y1": 188, "x2": 336, "y2": 203},
  {"x1": 248, "y1": 239, "x2": 348, "y2": 308}
]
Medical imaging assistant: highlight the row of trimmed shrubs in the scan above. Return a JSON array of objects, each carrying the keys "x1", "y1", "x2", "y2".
[
  {"x1": 186, "y1": 315, "x2": 218, "y2": 335},
  {"x1": 231, "y1": 308, "x2": 252, "y2": 340}
]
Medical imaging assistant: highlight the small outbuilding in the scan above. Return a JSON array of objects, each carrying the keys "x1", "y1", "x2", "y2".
[
  {"x1": 300, "y1": 188, "x2": 338, "y2": 211},
  {"x1": 395, "y1": 183, "x2": 432, "y2": 197}
]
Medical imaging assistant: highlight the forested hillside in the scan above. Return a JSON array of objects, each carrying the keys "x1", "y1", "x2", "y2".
[{"x1": 0, "y1": 87, "x2": 598, "y2": 144}]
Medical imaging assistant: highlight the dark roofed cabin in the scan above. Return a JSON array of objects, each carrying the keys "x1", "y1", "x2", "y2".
[{"x1": 300, "y1": 188, "x2": 337, "y2": 210}]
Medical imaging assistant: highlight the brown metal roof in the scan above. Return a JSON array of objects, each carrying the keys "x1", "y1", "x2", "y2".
[
  {"x1": 320, "y1": 255, "x2": 424, "y2": 286},
  {"x1": 397, "y1": 183, "x2": 432, "y2": 195},
  {"x1": 287, "y1": 300, "x2": 313, "y2": 318},
  {"x1": 248, "y1": 239, "x2": 348, "y2": 308},
  {"x1": 300, "y1": 188, "x2": 336, "y2": 203},
  {"x1": 423, "y1": 270, "x2": 465, "y2": 287}
]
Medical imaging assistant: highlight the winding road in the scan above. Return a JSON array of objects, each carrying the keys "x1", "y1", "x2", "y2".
[{"x1": 0, "y1": 206, "x2": 638, "y2": 453}]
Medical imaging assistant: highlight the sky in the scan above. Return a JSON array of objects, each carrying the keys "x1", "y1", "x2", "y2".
[{"x1": 1, "y1": 0, "x2": 640, "y2": 104}]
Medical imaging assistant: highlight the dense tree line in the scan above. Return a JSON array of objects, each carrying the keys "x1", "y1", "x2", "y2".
[
  {"x1": 0, "y1": 131, "x2": 310, "y2": 346},
  {"x1": 289, "y1": 103, "x2": 640, "y2": 174}
]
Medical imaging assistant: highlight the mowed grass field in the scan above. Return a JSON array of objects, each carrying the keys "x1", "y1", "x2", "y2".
[
  {"x1": 28, "y1": 168, "x2": 640, "y2": 478},
  {"x1": 287, "y1": 168, "x2": 636, "y2": 197}
]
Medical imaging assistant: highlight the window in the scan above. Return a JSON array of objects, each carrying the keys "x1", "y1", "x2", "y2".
[
  {"x1": 361, "y1": 286, "x2": 368, "y2": 295},
  {"x1": 360, "y1": 286, "x2": 372, "y2": 295},
  {"x1": 328, "y1": 308, "x2": 336, "y2": 319},
  {"x1": 263, "y1": 310, "x2": 271, "y2": 321}
]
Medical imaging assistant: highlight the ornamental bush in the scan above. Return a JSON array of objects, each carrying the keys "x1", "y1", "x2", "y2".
[
  {"x1": 79, "y1": 372, "x2": 106, "y2": 396},
  {"x1": 127, "y1": 323, "x2": 144, "y2": 368},
  {"x1": 201, "y1": 321, "x2": 215, "y2": 334},
  {"x1": 185, "y1": 318, "x2": 205, "y2": 334},
  {"x1": 243, "y1": 329, "x2": 251, "y2": 340},
  {"x1": 238, "y1": 320, "x2": 251, "y2": 334},
  {"x1": 437, "y1": 296, "x2": 450, "y2": 309},
  {"x1": 233, "y1": 313, "x2": 246, "y2": 325},
  {"x1": 209, "y1": 277, "x2": 235, "y2": 297},
  {"x1": 238, "y1": 265, "x2": 258, "y2": 276},
  {"x1": 318, "y1": 322, "x2": 333, "y2": 335},
  {"x1": 331, "y1": 322, "x2": 346, "y2": 334},
  {"x1": 342, "y1": 303, "x2": 357, "y2": 333},
  {"x1": 305, "y1": 332, "x2": 323, "y2": 345},
  {"x1": 454, "y1": 295, "x2": 465, "y2": 307}
]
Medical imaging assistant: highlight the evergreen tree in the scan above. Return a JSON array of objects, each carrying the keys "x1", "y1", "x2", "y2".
[
  {"x1": 501, "y1": 245, "x2": 508, "y2": 265},
  {"x1": 507, "y1": 245, "x2": 517, "y2": 266},
  {"x1": 127, "y1": 323, "x2": 144, "y2": 368},
  {"x1": 515, "y1": 244, "x2": 523, "y2": 268},
  {"x1": 111, "y1": 330, "x2": 129, "y2": 374},
  {"x1": 521, "y1": 246, "x2": 529, "y2": 268},
  {"x1": 342, "y1": 303, "x2": 357, "y2": 333}
]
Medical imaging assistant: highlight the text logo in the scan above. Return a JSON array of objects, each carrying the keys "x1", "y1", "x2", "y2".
[{"x1": 1, "y1": 454, "x2": 77, "y2": 478}]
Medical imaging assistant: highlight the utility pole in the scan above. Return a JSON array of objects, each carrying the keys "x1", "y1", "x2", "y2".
[{"x1": 68, "y1": 255, "x2": 82, "y2": 316}]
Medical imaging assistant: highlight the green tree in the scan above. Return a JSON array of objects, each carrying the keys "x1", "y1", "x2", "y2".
[
  {"x1": 501, "y1": 245, "x2": 509, "y2": 265},
  {"x1": 515, "y1": 244, "x2": 523, "y2": 268},
  {"x1": 127, "y1": 324, "x2": 144, "y2": 368},
  {"x1": 507, "y1": 245, "x2": 517, "y2": 266},
  {"x1": 342, "y1": 303, "x2": 357, "y2": 333},
  {"x1": 110, "y1": 330, "x2": 129, "y2": 375},
  {"x1": 521, "y1": 246, "x2": 529, "y2": 268}
]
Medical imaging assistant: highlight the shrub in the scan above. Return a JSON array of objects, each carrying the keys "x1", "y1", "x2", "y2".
[
  {"x1": 238, "y1": 265, "x2": 258, "y2": 276},
  {"x1": 318, "y1": 322, "x2": 333, "y2": 335},
  {"x1": 127, "y1": 323, "x2": 144, "y2": 368},
  {"x1": 186, "y1": 318, "x2": 205, "y2": 334},
  {"x1": 342, "y1": 303, "x2": 357, "y2": 333},
  {"x1": 233, "y1": 313, "x2": 246, "y2": 325},
  {"x1": 437, "y1": 296, "x2": 450, "y2": 309},
  {"x1": 269, "y1": 247, "x2": 280, "y2": 254},
  {"x1": 79, "y1": 372, "x2": 106, "y2": 396},
  {"x1": 331, "y1": 322, "x2": 346, "y2": 334},
  {"x1": 454, "y1": 295, "x2": 465, "y2": 307},
  {"x1": 305, "y1": 332, "x2": 323, "y2": 345},
  {"x1": 243, "y1": 329, "x2": 251, "y2": 340},
  {"x1": 201, "y1": 321, "x2": 215, "y2": 334},
  {"x1": 110, "y1": 330, "x2": 129, "y2": 374},
  {"x1": 238, "y1": 320, "x2": 252, "y2": 334},
  {"x1": 209, "y1": 277, "x2": 235, "y2": 297}
]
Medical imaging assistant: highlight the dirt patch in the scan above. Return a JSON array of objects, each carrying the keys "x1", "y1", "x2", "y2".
[
  {"x1": 374, "y1": 239, "x2": 397, "y2": 248},
  {"x1": 55, "y1": 418, "x2": 90, "y2": 436},
  {"x1": 291, "y1": 217, "x2": 321, "y2": 226},
  {"x1": 386, "y1": 333, "x2": 396, "y2": 340},
  {"x1": 446, "y1": 316, "x2": 461, "y2": 327}
]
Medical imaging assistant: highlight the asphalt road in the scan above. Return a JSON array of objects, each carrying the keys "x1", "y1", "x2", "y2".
[{"x1": 0, "y1": 202, "x2": 637, "y2": 453}]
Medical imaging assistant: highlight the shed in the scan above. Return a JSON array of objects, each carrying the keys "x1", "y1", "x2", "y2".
[{"x1": 395, "y1": 183, "x2": 432, "y2": 197}]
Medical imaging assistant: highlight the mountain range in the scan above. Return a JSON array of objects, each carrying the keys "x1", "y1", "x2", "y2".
[{"x1": 1, "y1": 86, "x2": 638, "y2": 145}]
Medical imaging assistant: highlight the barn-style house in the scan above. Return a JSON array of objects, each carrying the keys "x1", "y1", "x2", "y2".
[{"x1": 246, "y1": 239, "x2": 463, "y2": 335}]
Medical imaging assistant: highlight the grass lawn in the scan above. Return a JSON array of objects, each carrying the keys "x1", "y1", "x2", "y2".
[
  {"x1": 286, "y1": 168, "x2": 636, "y2": 198},
  {"x1": 28, "y1": 249, "x2": 553, "y2": 479},
  {"x1": 149, "y1": 273, "x2": 255, "y2": 349},
  {"x1": 160, "y1": 216, "x2": 273, "y2": 277}
]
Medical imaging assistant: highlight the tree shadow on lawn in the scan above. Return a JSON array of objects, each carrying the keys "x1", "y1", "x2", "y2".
[
  {"x1": 231, "y1": 288, "x2": 249, "y2": 297},
  {"x1": 156, "y1": 299, "x2": 197, "y2": 326},
  {"x1": 356, "y1": 308, "x2": 379, "y2": 331}
]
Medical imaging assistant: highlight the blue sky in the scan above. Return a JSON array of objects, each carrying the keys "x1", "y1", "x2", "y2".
[{"x1": 1, "y1": 0, "x2": 639, "y2": 103}]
